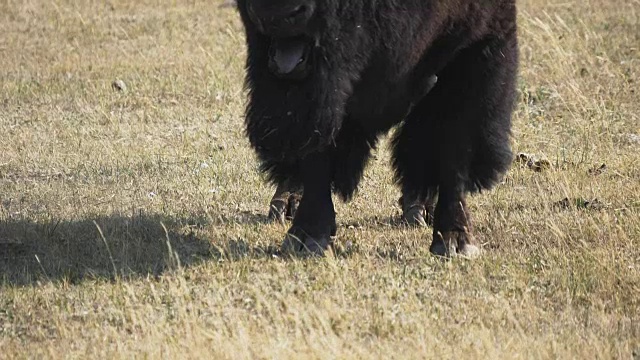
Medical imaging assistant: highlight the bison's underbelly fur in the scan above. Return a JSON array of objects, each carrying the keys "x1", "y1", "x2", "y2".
[{"x1": 346, "y1": 73, "x2": 416, "y2": 134}]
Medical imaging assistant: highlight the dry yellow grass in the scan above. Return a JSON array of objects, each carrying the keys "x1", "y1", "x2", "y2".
[{"x1": 0, "y1": 0, "x2": 638, "y2": 358}]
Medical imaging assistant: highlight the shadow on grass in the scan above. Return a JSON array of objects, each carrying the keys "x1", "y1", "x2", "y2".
[
  {"x1": 0, "y1": 212, "x2": 222, "y2": 286},
  {"x1": 0, "y1": 208, "x2": 436, "y2": 286}
]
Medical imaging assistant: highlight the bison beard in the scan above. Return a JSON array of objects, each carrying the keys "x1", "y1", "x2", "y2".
[
  {"x1": 243, "y1": 2, "x2": 371, "y2": 162},
  {"x1": 237, "y1": 0, "x2": 519, "y2": 257}
]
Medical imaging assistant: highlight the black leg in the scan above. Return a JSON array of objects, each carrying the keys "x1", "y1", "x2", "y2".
[
  {"x1": 400, "y1": 186, "x2": 437, "y2": 227},
  {"x1": 430, "y1": 184, "x2": 479, "y2": 258},
  {"x1": 282, "y1": 151, "x2": 336, "y2": 255},
  {"x1": 268, "y1": 180, "x2": 302, "y2": 223},
  {"x1": 268, "y1": 181, "x2": 291, "y2": 224},
  {"x1": 394, "y1": 30, "x2": 517, "y2": 258},
  {"x1": 430, "y1": 32, "x2": 517, "y2": 258}
]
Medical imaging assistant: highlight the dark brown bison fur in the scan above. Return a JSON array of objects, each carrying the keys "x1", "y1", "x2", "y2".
[{"x1": 237, "y1": 0, "x2": 519, "y2": 256}]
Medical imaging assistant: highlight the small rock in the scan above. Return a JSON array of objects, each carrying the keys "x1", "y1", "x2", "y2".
[
  {"x1": 626, "y1": 134, "x2": 640, "y2": 144},
  {"x1": 219, "y1": 0, "x2": 236, "y2": 8},
  {"x1": 618, "y1": 133, "x2": 640, "y2": 145},
  {"x1": 515, "y1": 153, "x2": 552, "y2": 172},
  {"x1": 587, "y1": 163, "x2": 607, "y2": 176},
  {"x1": 529, "y1": 158, "x2": 551, "y2": 172},
  {"x1": 553, "y1": 197, "x2": 605, "y2": 210},
  {"x1": 515, "y1": 153, "x2": 529, "y2": 164},
  {"x1": 112, "y1": 79, "x2": 127, "y2": 92}
]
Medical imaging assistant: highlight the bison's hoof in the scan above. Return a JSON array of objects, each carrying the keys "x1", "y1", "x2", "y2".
[
  {"x1": 403, "y1": 204, "x2": 428, "y2": 227},
  {"x1": 430, "y1": 231, "x2": 481, "y2": 259},
  {"x1": 286, "y1": 193, "x2": 300, "y2": 220},
  {"x1": 281, "y1": 227, "x2": 332, "y2": 256},
  {"x1": 268, "y1": 199, "x2": 287, "y2": 224}
]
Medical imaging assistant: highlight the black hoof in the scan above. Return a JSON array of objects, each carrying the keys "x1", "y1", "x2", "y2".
[
  {"x1": 268, "y1": 199, "x2": 287, "y2": 224},
  {"x1": 430, "y1": 231, "x2": 481, "y2": 259},
  {"x1": 403, "y1": 204, "x2": 428, "y2": 227},
  {"x1": 400, "y1": 193, "x2": 436, "y2": 227},
  {"x1": 286, "y1": 193, "x2": 301, "y2": 220},
  {"x1": 268, "y1": 193, "x2": 302, "y2": 224},
  {"x1": 281, "y1": 227, "x2": 332, "y2": 256}
]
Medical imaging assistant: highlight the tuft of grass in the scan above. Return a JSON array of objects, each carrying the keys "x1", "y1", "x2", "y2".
[{"x1": 1, "y1": 0, "x2": 639, "y2": 358}]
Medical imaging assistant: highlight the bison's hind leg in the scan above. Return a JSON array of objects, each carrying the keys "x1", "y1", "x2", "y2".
[
  {"x1": 395, "y1": 30, "x2": 518, "y2": 258},
  {"x1": 433, "y1": 31, "x2": 517, "y2": 258},
  {"x1": 399, "y1": 188, "x2": 437, "y2": 227},
  {"x1": 268, "y1": 181, "x2": 302, "y2": 224}
]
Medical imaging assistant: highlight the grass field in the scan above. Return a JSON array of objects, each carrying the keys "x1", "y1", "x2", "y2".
[{"x1": 1, "y1": 0, "x2": 639, "y2": 358}]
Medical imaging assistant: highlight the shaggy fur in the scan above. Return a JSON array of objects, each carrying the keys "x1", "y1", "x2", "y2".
[{"x1": 237, "y1": 0, "x2": 519, "y2": 255}]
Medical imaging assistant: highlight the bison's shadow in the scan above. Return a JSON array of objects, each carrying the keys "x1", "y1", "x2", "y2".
[
  {"x1": 0, "y1": 208, "x2": 437, "y2": 286},
  {"x1": 0, "y1": 212, "x2": 219, "y2": 286}
]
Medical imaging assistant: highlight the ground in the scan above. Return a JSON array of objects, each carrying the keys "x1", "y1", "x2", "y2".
[{"x1": 0, "y1": 0, "x2": 639, "y2": 358}]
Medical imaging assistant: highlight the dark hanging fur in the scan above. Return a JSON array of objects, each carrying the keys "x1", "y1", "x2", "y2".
[{"x1": 237, "y1": 0, "x2": 518, "y2": 256}]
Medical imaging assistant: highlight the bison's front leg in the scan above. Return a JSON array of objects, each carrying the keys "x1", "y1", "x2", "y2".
[{"x1": 282, "y1": 152, "x2": 336, "y2": 255}]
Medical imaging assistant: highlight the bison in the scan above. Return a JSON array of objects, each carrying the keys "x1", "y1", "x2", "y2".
[{"x1": 237, "y1": 0, "x2": 519, "y2": 257}]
